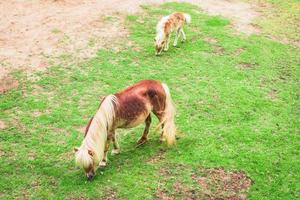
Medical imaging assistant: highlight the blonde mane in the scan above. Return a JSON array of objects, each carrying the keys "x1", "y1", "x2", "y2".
[
  {"x1": 75, "y1": 95, "x2": 118, "y2": 168},
  {"x1": 155, "y1": 15, "x2": 169, "y2": 42}
]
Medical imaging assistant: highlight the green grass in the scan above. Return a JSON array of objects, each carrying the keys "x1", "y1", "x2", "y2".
[
  {"x1": 1, "y1": 2, "x2": 300, "y2": 199},
  {"x1": 246, "y1": 0, "x2": 300, "y2": 47}
]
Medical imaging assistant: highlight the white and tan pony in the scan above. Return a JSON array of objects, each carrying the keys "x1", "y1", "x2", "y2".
[{"x1": 155, "y1": 12, "x2": 191, "y2": 55}]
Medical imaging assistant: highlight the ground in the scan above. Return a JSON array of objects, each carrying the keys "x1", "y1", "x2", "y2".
[
  {"x1": 0, "y1": 0, "x2": 261, "y2": 82},
  {"x1": 0, "y1": 1, "x2": 300, "y2": 200}
]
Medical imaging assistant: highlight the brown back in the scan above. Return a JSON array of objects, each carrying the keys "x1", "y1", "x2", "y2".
[{"x1": 115, "y1": 80, "x2": 166, "y2": 123}]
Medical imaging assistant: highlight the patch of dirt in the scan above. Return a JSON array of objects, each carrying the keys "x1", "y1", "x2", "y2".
[
  {"x1": 270, "y1": 35, "x2": 300, "y2": 49},
  {"x1": 235, "y1": 48, "x2": 246, "y2": 55},
  {"x1": 102, "y1": 189, "x2": 118, "y2": 200},
  {"x1": 0, "y1": 0, "x2": 259, "y2": 83},
  {"x1": 0, "y1": 0, "x2": 132, "y2": 80},
  {"x1": 18, "y1": 189, "x2": 30, "y2": 200},
  {"x1": 238, "y1": 62, "x2": 255, "y2": 69},
  {"x1": 147, "y1": 149, "x2": 166, "y2": 164},
  {"x1": 10, "y1": 118, "x2": 28, "y2": 133},
  {"x1": 0, "y1": 149, "x2": 4, "y2": 157},
  {"x1": 28, "y1": 151, "x2": 36, "y2": 161},
  {"x1": 31, "y1": 110, "x2": 49, "y2": 117},
  {"x1": 156, "y1": 186, "x2": 174, "y2": 200},
  {"x1": 156, "y1": 179, "x2": 200, "y2": 199},
  {"x1": 0, "y1": 120, "x2": 7, "y2": 129},
  {"x1": 0, "y1": 76, "x2": 19, "y2": 94},
  {"x1": 259, "y1": 77, "x2": 268, "y2": 88},
  {"x1": 67, "y1": 194, "x2": 87, "y2": 200},
  {"x1": 156, "y1": 164, "x2": 201, "y2": 199},
  {"x1": 157, "y1": 164, "x2": 253, "y2": 200},
  {"x1": 173, "y1": 181, "x2": 198, "y2": 199},
  {"x1": 267, "y1": 89, "x2": 277, "y2": 99},
  {"x1": 212, "y1": 45, "x2": 225, "y2": 55},
  {"x1": 191, "y1": 168, "x2": 253, "y2": 200},
  {"x1": 203, "y1": 37, "x2": 218, "y2": 44}
]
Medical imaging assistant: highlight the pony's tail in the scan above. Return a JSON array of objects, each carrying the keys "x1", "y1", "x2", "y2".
[
  {"x1": 161, "y1": 83, "x2": 176, "y2": 145},
  {"x1": 183, "y1": 13, "x2": 191, "y2": 24}
]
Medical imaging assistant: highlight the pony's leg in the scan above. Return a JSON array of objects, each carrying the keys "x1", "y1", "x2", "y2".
[
  {"x1": 164, "y1": 34, "x2": 170, "y2": 51},
  {"x1": 173, "y1": 29, "x2": 180, "y2": 46},
  {"x1": 160, "y1": 123, "x2": 165, "y2": 142},
  {"x1": 180, "y1": 28, "x2": 186, "y2": 42},
  {"x1": 111, "y1": 132, "x2": 120, "y2": 155},
  {"x1": 99, "y1": 138, "x2": 111, "y2": 167},
  {"x1": 137, "y1": 115, "x2": 151, "y2": 146},
  {"x1": 154, "y1": 112, "x2": 166, "y2": 142}
]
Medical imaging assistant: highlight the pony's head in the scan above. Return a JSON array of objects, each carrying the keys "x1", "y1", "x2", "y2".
[
  {"x1": 74, "y1": 95, "x2": 117, "y2": 180},
  {"x1": 155, "y1": 34, "x2": 165, "y2": 55},
  {"x1": 74, "y1": 147, "x2": 98, "y2": 181}
]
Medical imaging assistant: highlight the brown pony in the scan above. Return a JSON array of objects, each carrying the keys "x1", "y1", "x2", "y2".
[{"x1": 74, "y1": 80, "x2": 176, "y2": 180}]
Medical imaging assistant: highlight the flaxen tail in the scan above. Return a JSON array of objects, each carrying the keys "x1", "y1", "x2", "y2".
[
  {"x1": 161, "y1": 83, "x2": 176, "y2": 145},
  {"x1": 183, "y1": 13, "x2": 191, "y2": 24}
]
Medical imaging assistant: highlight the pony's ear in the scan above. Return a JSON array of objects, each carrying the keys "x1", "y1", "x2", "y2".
[
  {"x1": 88, "y1": 149, "x2": 94, "y2": 157},
  {"x1": 74, "y1": 147, "x2": 79, "y2": 153}
]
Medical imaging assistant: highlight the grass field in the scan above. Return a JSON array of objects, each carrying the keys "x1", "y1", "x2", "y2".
[{"x1": 1, "y1": 2, "x2": 299, "y2": 200}]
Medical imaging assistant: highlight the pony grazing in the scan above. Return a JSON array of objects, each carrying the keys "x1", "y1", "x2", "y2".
[
  {"x1": 155, "y1": 12, "x2": 191, "y2": 55},
  {"x1": 74, "y1": 80, "x2": 176, "y2": 180}
]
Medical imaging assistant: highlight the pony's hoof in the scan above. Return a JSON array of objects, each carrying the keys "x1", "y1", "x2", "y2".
[
  {"x1": 163, "y1": 48, "x2": 168, "y2": 52},
  {"x1": 136, "y1": 138, "x2": 147, "y2": 147},
  {"x1": 111, "y1": 149, "x2": 120, "y2": 155},
  {"x1": 173, "y1": 44, "x2": 177, "y2": 47},
  {"x1": 99, "y1": 161, "x2": 107, "y2": 167}
]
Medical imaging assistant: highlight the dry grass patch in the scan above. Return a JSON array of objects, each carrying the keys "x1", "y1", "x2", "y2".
[
  {"x1": 192, "y1": 168, "x2": 253, "y2": 200},
  {"x1": 238, "y1": 62, "x2": 255, "y2": 69},
  {"x1": 156, "y1": 164, "x2": 252, "y2": 200},
  {"x1": 0, "y1": 76, "x2": 19, "y2": 94},
  {"x1": 102, "y1": 188, "x2": 118, "y2": 200},
  {"x1": 0, "y1": 120, "x2": 7, "y2": 129},
  {"x1": 147, "y1": 148, "x2": 166, "y2": 164}
]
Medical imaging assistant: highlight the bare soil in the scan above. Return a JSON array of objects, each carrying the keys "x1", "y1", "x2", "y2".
[
  {"x1": 0, "y1": 76, "x2": 19, "y2": 94},
  {"x1": 147, "y1": 148, "x2": 166, "y2": 164},
  {"x1": 156, "y1": 165, "x2": 253, "y2": 200},
  {"x1": 192, "y1": 168, "x2": 253, "y2": 200},
  {"x1": 0, "y1": 120, "x2": 7, "y2": 130},
  {"x1": 0, "y1": 0, "x2": 259, "y2": 92},
  {"x1": 102, "y1": 188, "x2": 118, "y2": 200}
]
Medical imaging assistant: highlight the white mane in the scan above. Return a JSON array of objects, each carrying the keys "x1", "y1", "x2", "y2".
[
  {"x1": 156, "y1": 15, "x2": 170, "y2": 42},
  {"x1": 75, "y1": 95, "x2": 118, "y2": 168}
]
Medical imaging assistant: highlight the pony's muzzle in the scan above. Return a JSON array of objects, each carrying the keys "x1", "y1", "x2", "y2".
[
  {"x1": 155, "y1": 50, "x2": 162, "y2": 56},
  {"x1": 155, "y1": 46, "x2": 163, "y2": 56},
  {"x1": 86, "y1": 173, "x2": 95, "y2": 181}
]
